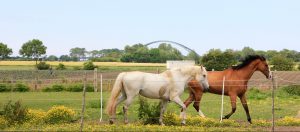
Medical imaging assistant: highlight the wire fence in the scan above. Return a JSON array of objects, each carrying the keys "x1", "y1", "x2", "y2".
[{"x1": 0, "y1": 70, "x2": 299, "y2": 131}]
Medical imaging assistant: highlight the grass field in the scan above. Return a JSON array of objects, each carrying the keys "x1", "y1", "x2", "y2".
[
  {"x1": 0, "y1": 91, "x2": 299, "y2": 122},
  {"x1": 0, "y1": 61, "x2": 166, "y2": 71},
  {"x1": 0, "y1": 61, "x2": 165, "y2": 67}
]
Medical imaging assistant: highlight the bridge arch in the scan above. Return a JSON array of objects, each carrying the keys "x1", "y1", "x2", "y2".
[{"x1": 144, "y1": 40, "x2": 200, "y2": 64}]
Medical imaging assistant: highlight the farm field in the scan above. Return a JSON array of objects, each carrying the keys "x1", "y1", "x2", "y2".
[
  {"x1": 0, "y1": 61, "x2": 166, "y2": 71},
  {"x1": 0, "y1": 61, "x2": 165, "y2": 67}
]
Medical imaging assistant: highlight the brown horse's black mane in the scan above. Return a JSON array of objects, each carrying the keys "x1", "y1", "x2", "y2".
[{"x1": 231, "y1": 55, "x2": 266, "y2": 70}]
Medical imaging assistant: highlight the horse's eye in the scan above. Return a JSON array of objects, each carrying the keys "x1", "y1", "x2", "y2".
[{"x1": 203, "y1": 75, "x2": 206, "y2": 78}]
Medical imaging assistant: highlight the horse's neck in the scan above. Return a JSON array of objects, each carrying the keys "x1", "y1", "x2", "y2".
[{"x1": 235, "y1": 61, "x2": 259, "y2": 80}]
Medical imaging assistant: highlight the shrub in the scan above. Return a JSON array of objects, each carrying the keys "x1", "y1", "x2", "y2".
[
  {"x1": 36, "y1": 61, "x2": 50, "y2": 70},
  {"x1": 163, "y1": 112, "x2": 239, "y2": 127},
  {"x1": 252, "y1": 119, "x2": 271, "y2": 127},
  {"x1": 83, "y1": 61, "x2": 97, "y2": 70},
  {"x1": 65, "y1": 84, "x2": 94, "y2": 92},
  {"x1": 44, "y1": 106, "x2": 75, "y2": 124},
  {"x1": 13, "y1": 83, "x2": 30, "y2": 92},
  {"x1": 0, "y1": 116, "x2": 8, "y2": 129},
  {"x1": 163, "y1": 112, "x2": 180, "y2": 125},
  {"x1": 42, "y1": 84, "x2": 65, "y2": 92},
  {"x1": 0, "y1": 84, "x2": 11, "y2": 92},
  {"x1": 2, "y1": 100, "x2": 28, "y2": 125},
  {"x1": 138, "y1": 97, "x2": 160, "y2": 125},
  {"x1": 25, "y1": 109, "x2": 46, "y2": 124},
  {"x1": 247, "y1": 88, "x2": 269, "y2": 100},
  {"x1": 56, "y1": 63, "x2": 66, "y2": 70},
  {"x1": 282, "y1": 85, "x2": 300, "y2": 96},
  {"x1": 91, "y1": 57, "x2": 119, "y2": 62},
  {"x1": 270, "y1": 55, "x2": 294, "y2": 71},
  {"x1": 276, "y1": 116, "x2": 300, "y2": 126}
]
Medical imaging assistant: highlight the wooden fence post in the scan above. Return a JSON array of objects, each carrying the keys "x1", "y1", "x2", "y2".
[
  {"x1": 34, "y1": 70, "x2": 38, "y2": 91},
  {"x1": 80, "y1": 72, "x2": 87, "y2": 132},
  {"x1": 99, "y1": 74, "x2": 103, "y2": 122},
  {"x1": 94, "y1": 68, "x2": 98, "y2": 92}
]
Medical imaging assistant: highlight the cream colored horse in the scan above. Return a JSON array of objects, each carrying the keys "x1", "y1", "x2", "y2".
[{"x1": 106, "y1": 66, "x2": 209, "y2": 125}]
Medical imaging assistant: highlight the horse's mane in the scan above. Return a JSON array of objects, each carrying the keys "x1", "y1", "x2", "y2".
[{"x1": 231, "y1": 55, "x2": 266, "y2": 70}]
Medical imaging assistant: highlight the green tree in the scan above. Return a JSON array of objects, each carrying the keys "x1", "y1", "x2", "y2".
[
  {"x1": 47, "y1": 55, "x2": 58, "y2": 61},
  {"x1": 270, "y1": 55, "x2": 294, "y2": 71},
  {"x1": 19, "y1": 39, "x2": 47, "y2": 65},
  {"x1": 241, "y1": 46, "x2": 256, "y2": 58},
  {"x1": 69, "y1": 47, "x2": 86, "y2": 60},
  {"x1": 201, "y1": 49, "x2": 237, "y2": 71},
  {"x1": 0, "y1": 42, "x2": 13, "y2": 60}
]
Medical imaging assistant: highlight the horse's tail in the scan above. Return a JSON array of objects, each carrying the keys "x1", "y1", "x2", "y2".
[{"x1": 106, "y1": 72, "x2": 126, "y2": 116}]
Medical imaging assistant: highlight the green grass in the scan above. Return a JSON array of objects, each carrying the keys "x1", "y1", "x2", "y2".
[{"x1": 0, "y1": 90, "x2": 299, "y2": 123}]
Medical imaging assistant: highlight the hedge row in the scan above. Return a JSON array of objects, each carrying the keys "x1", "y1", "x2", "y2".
[{"x1": 0, "y1": 83, "x2": 95, "y2": 92}]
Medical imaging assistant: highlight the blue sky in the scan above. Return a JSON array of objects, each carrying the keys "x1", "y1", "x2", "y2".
[{"x1": 0, "y1": 0, "x2": 299, "y2": 56}]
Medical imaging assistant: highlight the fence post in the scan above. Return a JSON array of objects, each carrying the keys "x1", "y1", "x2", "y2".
[
  {"x1": 271, "y1": 72, "x2": 277, "y2": 132},
  {"x1": 80, "y1": 72, "x2": 87, "y2": 132},
  {"x1": 94, "y1": 68, "x2": 98, "y2": 92},
  {"x1": 220, "y1": 76, "x2": 225, "y2": 122},
  {"x1": 99, "y1": 74, "x2": 103, "y2": 122},
  {"x1": 34, "y1": 70, "x2": 38, "y2": 91}
]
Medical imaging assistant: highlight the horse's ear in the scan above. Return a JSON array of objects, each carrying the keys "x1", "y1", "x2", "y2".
[{"x1": 200, "y1": 65, "x2": 203, "y2": 70}]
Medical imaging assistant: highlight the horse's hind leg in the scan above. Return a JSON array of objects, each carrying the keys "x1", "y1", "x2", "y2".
[
  {"x1": 193, "y1": 90, "x2": 205, "y2": 117},
  {"x1": 109, "y1": 92, "x2": 126, "y2": 124},
  {"x1": 223, "y1": 95, "x2": 237, "y2": 119},
  {"x1": 182, "y1": 90, "x2": 195, "y2": 112},
  {"x1": 159, "y1": 100, "x2": 168, "y2": 126},
  {"x1": 123, "y1": 95, "x2": 136, "y2": 124},
  {"x1": 173, "y1": 96, "x2": 187, "y2": 125},
  {"x1": 239, "y1": 94, "x2": 252, "y2": 124}
]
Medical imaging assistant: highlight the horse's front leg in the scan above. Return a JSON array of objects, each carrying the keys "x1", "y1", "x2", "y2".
[
  {"x1": 223, "y1": 94, "x2": 237, "y2": 119},
  {"x1": 172, "y1": 96, "x2": 187, "y2": 125},
  {"x1": 193, "y1": 88, "x2": 205, "y2": 117},
  {"x1": 159, "y1": 100, "x2": 168, "y2": 126},
  {"x1": 239, "y1": 94, "x2": 252, "y2": 124},
  {"x1": 182, "y1": 90, "x2": 194, "y2": 112}
]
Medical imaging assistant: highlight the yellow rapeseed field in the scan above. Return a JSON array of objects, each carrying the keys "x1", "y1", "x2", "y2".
[{"x1": 0, "y1": 61, "x2": 165, "y2": 67}]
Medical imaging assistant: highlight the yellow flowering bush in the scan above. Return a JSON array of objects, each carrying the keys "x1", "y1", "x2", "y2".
[
  {"x1": 163, "y1": 112, "x2": 180, "y2": 125},
  {"x1": 252, "y1": 119, "x2": 271, "y2": 126},
  {"x1": 25, "y1": 109, "x2": 46, "y2": 124},
  {"x1": 163, "y1": 112, "x2": 239, "y2": 127},
  {"x1": 0, "y1": 116, "x2": 8, "y2": 129},
  {"x1": 276, "y1": 116, "x2": 300, "y2": 126},
  {"x1": 44, "y1": 106, "x2": 76, "y2": 124}
]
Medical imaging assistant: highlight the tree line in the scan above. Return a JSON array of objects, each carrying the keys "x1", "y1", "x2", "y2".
[{"x1": 0, "y1": 39, "x2": 300, "y2": 71}]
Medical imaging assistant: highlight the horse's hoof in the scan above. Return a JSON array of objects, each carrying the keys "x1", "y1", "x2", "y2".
[
  {"x1": 248, "y1": 119, "x2": 252, "y2": 124},
  {"x1": 181, "y1": 122, "x2": 186, "y2": 126},
  {"x1": 222, "y1": 116, "x2": 228, "y2": 119},
  {"x1": 109, "y1": 120, "x2": 114, "y2": 124},
  {"x1": 124, "y1": 120, "x2": 129, "y2": 124},
  {"x1": 160, "y1": 123, "x2": 165, "y2": 126}
]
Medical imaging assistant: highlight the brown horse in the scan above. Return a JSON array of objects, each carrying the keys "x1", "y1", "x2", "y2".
[{"x1": 183, "y1": 55, "x2": 272, "y2": 123}]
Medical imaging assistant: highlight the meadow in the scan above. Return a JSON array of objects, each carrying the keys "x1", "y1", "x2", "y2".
[{"x1": 0, "y1": 90, "x2": 299, "y2": 122}]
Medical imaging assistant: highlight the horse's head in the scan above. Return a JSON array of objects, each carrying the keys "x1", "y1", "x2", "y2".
[
  {"x1": 256, "y1": 57, "x2": 272, "y2": 79},
  {"x1": 195, "y1": 65, "x2": 209, "y2": 90}
]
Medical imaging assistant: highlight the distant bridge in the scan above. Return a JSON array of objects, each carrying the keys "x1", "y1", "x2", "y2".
[{"x1": 144, "y1": 40, "x2": 200, "y2": 64}]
